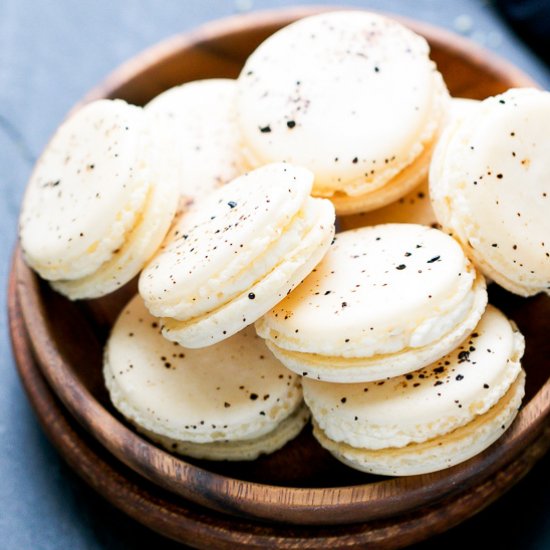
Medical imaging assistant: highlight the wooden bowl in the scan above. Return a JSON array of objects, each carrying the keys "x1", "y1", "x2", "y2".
[
  {"x1": 11, "y1": 5, "x2": 550, "y2": 532},
  {"x1": 10, "y1": 284, "x2": 550, "y2": 548}
]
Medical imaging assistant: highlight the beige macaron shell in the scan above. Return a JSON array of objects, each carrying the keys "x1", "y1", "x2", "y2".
[
  {"x1": 104, "y1": 295, "x2": 303, "y2": 444},
  {"x1": 303, "y1": 305, "x2": 524, "y2": 450},
  {"x1": 19, "y1": 99, "x2": 151, "y2": 281},
  {"x1": 50, "y1": 112, "x2": 180, "y2": 299},
  {"x1": 161, "y1": 197, "x2": 335, "y2": 347},
  {"x1": 259, "y1": 274, "x2": 486, "y2": 383},
  {"x1": 146, "y1": 79, "x2": 248, "y2": 205},
  {"x1": 139, "y1": 163, "x2": 317, "y2": 319},
  {"x1": 139, "y1": 403, "x2": 310, "y2": 461},
  {"x1": 238, "y1": 11, "x2": 449, "y2": 199},
  {"x1": 430, "y1": 88, "x2": 550, "y2": 296},
  {"x1": 257, "y1": 224, "x2": 484, "y2": 360},
  {"x1": 312, "y1": 370, "x2": 525, "y2": 476}
]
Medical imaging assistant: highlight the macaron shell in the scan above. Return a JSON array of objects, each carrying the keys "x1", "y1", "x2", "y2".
[
  {"x1": 161, "y1": 197, "x2": 335, "y2": 347},
  {"x1": 257, "y1": 225, "x2": 482, "y2": 359},
  {"x1": 139, "y1": 403, "x2": 310, "y2": 461},
  {"x1": 104, "y1": 295, "x2": 303, "y2": 444},
  {"x1": 146, "y1": 79, "x2": 248, "y2": 205},
  {"x1": 430, "y1": 88, "x2": 550, "y2": 296},
  {"x1": 259, "y1": 274, "x2": 486, "y2": 383},
  {"x1": 20, "y1": 99, "x2": 150, "y2": 281},
  {"x1": 139, "y1": 163, "x2": 314, "y2": 319},
  {"x1": 51, "y1": 112, "x2": 180, "y2": 299},
  {"x1": 302, "y1": 305, "x2": 524, "y2": 449},
  {"x1": 237, "y1": 11, "x2": 449, "y2": 197},
  {"x1": 312, "y1": 370, "x2": 525, "y2": 476}
]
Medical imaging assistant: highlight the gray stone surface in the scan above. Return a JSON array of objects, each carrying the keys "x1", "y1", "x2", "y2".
[{"x1": 0, "y1": 1, "x2": 548, "y2": 548}]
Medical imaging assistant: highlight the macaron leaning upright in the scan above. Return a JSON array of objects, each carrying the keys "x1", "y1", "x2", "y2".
[
  {"x1": 256, "y1": 224, "x2": 487, "y2": 383},
  {"x1": 430, "y1": 88, "x2": 550, "y2": 296},
  {"x1": 139, "y1": 162, "x2": 335, "y2": 348},
  {"x1": 237, "y1": 10, "x2": 450, "y2": 215},
  {"x1": 19, "y1": 99, "x2": 180, "y2": 299},
  {"x1": 146, "y1": 78, "x2": 249, "y2": 208},
  {"x1": 303, "y1": 305, "x2": 525, "y2": 476},
  {"x1": 104, "y1": 294, "x2": 309, "y2": 461}
]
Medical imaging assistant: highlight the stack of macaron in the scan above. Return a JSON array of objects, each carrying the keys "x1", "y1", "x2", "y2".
[{"x1": 19, "y1": 10, "x2": 548, "y2": 473}]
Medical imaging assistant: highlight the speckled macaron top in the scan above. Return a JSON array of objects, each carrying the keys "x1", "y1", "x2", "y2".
[
  {"x1": 237, "y1": 10, "x2": 448, "y2": 200},
  {"x1": 257, "y1": 224, "x2": 480, "y2": 359},
  {"x1": 139, "y1": 162, "x2": 325, "y2": 321},
  {"x1": 430, "y1": 88, "x2": 550, "y2": 296},
  {"x1": 303, "y1": 304, "x2": 524, "y2": 450},
  {"x1": 104, "y1": 294, "x2": 303, "y2": 444},
  {"x1": 20, "y1": 99, "x2": 154, "y2": 281},
  {"x1": 146, "y1": 79, "x2": 248, "y2": 206}
]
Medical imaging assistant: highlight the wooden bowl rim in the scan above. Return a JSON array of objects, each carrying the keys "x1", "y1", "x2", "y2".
[{"x1": 12, "y1": 6, "x2": 548, "y2": 526}]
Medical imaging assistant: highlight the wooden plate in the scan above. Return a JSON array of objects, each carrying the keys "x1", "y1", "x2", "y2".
[
  {"x1": 11, "y1": 6, "x2": 550, "y2": 528},
  {"x1": 9, "y1": 275, "x2": 550, "y2": 549}
]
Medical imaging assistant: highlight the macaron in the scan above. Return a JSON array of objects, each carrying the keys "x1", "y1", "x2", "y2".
[
  {"x1": 19, "y1": 99, "x2": 180, "y2": 299},
  {"x1": 146, "y1": 79, "x2": 248, "y2": 207},
  {"x1": 430, "y1": 88, "x2": 550, "y2": 296},
  {"x1": 237, "y1": 10, "x2": 449, "y2": 215},
  {"x1": 139, "y1": 162, "x2": 335, "y2": 348},
  {"x1": 303, "y1": 305, "x2": 525, "y2": 476},
  {"x1": 104, "y1": 294, "x2": 308, "y2": 461},
  {"x1": 255, "y1": 224, "x2": 488, "y2": 383},
  {"x1": 339, "y1": 99, "x2": 479, "y2": 231}
]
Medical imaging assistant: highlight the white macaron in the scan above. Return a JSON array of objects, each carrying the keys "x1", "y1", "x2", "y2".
[
  {"x1": 19, "y1": 99, "x2": 180, "y2": 299},
  {"x1": 139, "y1": 162, "x2": 335, "y2": 348},
  {"x1": 256, "y1": 224, "x2": 487, "y2": 383},
  {"x1": 237, "y1": 10, "x2": 449, "y2": 214},
  {"x1": 104, "y1": 294, "x2": 309, "y2": 461},
  {"x1": 303, "y1": 305, "x2": 525, "y2": 476},
  {"x1": 430, "y1": 88, "x2": 550, "y2": 296}
]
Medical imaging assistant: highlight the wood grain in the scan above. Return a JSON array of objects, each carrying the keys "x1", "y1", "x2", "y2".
[{"x1": 9, "y1": 4, "x2": 550, "y2": 537}]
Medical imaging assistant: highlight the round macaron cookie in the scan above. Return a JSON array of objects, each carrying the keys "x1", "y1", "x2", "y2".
[
  {"x1": 255, "y1": 224, "x2": 488, "y2": 383},
  {"x1": 237, "y1": 10, "x2": 450, "y2": 215},
  {"x1": 19, "y1": 99, "x2": 180, "y2": 300},
  {"x1": 104, "y1": 294, "x2": 309, "y2": 461},
  {"x1": 139, "y1": 162, "x2": 335, "y2": 348},
  {"x1": 146, "y1": 79, "x2": 249, "y2": 208},
  {"x1": 338, "y1": 99, "x2": 479, "y2": 231},
  {"x1": 303, "y1": 305, "x2": 525, "y2": 476},
  {"x1": 430, "y1": 88, "x2": 550, "y2": 297}
]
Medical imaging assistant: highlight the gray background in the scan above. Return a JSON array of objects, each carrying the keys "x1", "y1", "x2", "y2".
[{"x1": 1, "y1": 0, "x2": 549, "y2": 548}]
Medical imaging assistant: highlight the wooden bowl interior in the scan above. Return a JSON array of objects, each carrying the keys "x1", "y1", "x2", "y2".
[{"x1": 15, "y1": 7, "x2": 549, "y2": 526}]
